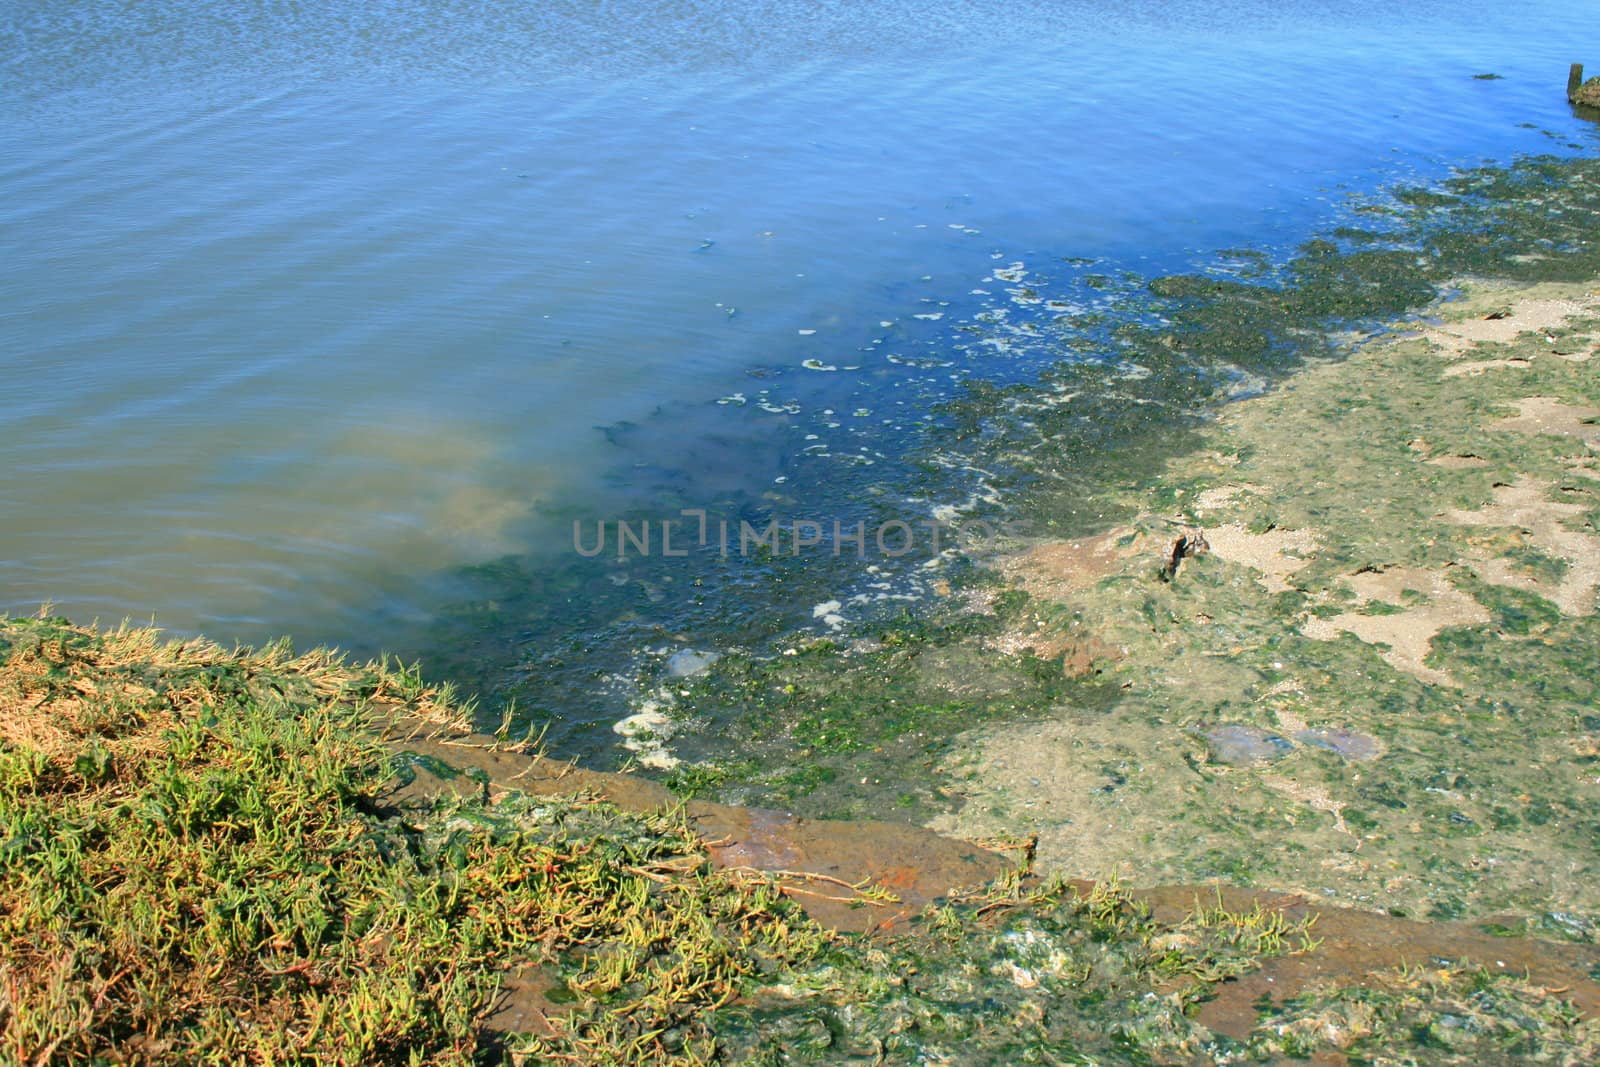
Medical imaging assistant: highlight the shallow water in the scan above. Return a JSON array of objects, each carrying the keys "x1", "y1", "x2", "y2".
[{"x1": 2, "y1": 1, "x2": 1596, "y2": 706}]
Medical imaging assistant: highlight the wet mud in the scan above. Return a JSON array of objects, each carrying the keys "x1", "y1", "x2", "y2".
[{"x1": 383, "y1": 707, "x2": 1600, "y2": 1059}]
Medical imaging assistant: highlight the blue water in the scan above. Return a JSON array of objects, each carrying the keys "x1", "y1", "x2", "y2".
[{"x1": 2, "y1": 0, "x2": 1596, "y2": 661}]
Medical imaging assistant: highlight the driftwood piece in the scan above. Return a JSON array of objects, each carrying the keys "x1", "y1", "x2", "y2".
[{"x1": 1160, "y1": 528, "x2": 1209, "y2": 582}]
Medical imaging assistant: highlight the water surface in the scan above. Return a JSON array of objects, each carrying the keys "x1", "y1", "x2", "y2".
[{"x1": 2, "y1": 0, "x2": 1595, "y2": 671}]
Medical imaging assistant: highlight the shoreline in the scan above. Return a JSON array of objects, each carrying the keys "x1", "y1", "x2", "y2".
[{"x1": 587, "y1": 151, "x2": 1600, "y2": 826}]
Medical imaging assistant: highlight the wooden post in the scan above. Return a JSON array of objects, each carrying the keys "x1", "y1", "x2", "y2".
[{"x1": 1571, "y1": 63, "x2": 1586, "y2": 103}]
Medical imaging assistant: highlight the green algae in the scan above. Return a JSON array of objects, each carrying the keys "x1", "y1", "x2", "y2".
[
  {"x1": 657, "y1": 597, "x2": 1117, "y2": 819},
  {"x1": 1244, "y1": 965, "x2": 1600, "y2": 1064},
  {"x1": 947, "y1": 156, "x2": 1600, "y2": 527},
  {"x1": 714, "y1": 878, "x2": 1322, "y2": 1066}
]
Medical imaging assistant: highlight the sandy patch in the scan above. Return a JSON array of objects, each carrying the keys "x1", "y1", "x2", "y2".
[
  {"x1": 994, "y1": 530, "x2": 1140, "y2": 672},
  {"x1": 1302, "y1": 566, "x2": 1490, "y2": 686},
  {"x1": 1203, "y1": 523, "x2": 1318, "y2": 593},
  {"x1": 1259, "y1": 773, "x2": 1355, "y2": 839},
  {"x1": 928, "y1": 712, "x2": 1199, "y2": 881},
  {"x1": 1441, "y1": 356, "x2": 1532, "y2": 378},
  {"x1": 1192, "y1": 483, "x2": 1269, "y2": 513},
  {"x1": 989, "y1": 627, "x2": 1123, "y2": 676},
  {"x1": 1490, "y1": 396, "x2": 1600, "y2": 451},
  {"x1": 1000, "y1": 526, "x2": 1150, "y2": 601},
  {"x1": 1426, "y1": 453, "x2": 1491, "y2": 469},
  {"x1": 1445, "y1": 478, "x2": 1600, "y2": 617},
  {"x1": 1570, "y1": 457, "x2": 1600, "y2": 484},
  {"x1": 1408, "y1": 437, "x2": 1493, "y2": 468},
  {"x1": 1426, "y1": 295, "x2": 1595, "y2": 357}
]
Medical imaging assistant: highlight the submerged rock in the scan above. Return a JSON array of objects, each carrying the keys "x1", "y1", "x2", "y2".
[
  {"x1": 1198, "y1": 724, "x2": 1294, "y2": 766},
  {"x1": 1295, "y1": 726, "x2": 1381, "y2": 761},
  {"x1": 667, "y1": 648, "x2": 721, "y2": 678}
]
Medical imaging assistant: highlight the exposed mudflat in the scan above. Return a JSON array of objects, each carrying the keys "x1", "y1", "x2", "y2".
[{"x1": 936, "y1": 279, "x2": 1600, "y2": 934}]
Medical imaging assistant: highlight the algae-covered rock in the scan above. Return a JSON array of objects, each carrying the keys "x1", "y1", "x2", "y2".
[{"x1": 1571, "y1": 63, "x2": 1600, "y2": 108}]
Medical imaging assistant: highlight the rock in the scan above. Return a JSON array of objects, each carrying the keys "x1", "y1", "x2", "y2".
[
  {"x1": 1197, "y1": 724, "x2": 1293, "y2": 766},
  {"x1": 1571, "y1": 64, "x2": 1600, "y2": 108},
  {"x1": 667, "y1": 648, "x2": 721, "y2": 678},
  {"x1": 1059, "y1": 636, "x2": 1118, "y2": 678},
  {"x1": 613, "y1": 702, "x2": 681, "y2": 769},
  {"x1": 1294, "y1": 727, "x2": 1381, "y2": 761}
]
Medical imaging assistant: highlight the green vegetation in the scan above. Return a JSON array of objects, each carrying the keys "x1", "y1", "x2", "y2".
[
  {"x1": 717, "y1": 880, "x2": 1326, "y2": 1065},
  {"x1": 1246, "y1": 965, "x2": 1600, "y2": 1064},
  {"x1": 13, "y1": 614, "x2": 1587, "y2": 1063},
  {"x1": 0, "y1": 616, "x2": 827, "y2": 1063}
]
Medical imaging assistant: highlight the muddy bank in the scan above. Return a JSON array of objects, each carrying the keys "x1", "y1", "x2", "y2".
[
  {"x1": 936, "y1": 278, "x2": 1600, "y2": 937},
  {"x1": 384, "y1": 708, "x2": 1600, "y2": 1046},
  {"x1": 379, "y1": 709, "x2": 1008, "y2": 934}
]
